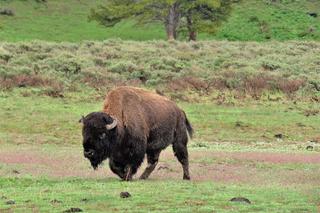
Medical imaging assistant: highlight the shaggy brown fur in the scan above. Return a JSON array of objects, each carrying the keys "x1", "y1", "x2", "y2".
[{"x1": 81, "y1": 86, "x2": 193, "y2": 180}]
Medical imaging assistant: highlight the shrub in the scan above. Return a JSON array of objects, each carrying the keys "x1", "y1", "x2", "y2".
[
  {"x1": 0, "y1": 47, "x2": 12, "y2": 62},
  {"x1": 276, "y1": 78, "x2": 305, "y2": 94},
  {"x1": 0, "y1": 74, "x2": 61, "y2": 90},
  {"x1": 0, "y1": 40, "x2": 318, "y2": 100},
  {"x1": 167, "y1": 77, "x2": 208, "y2": 93},
  {"x1": 108, "y1": 61, "x2": 138, "y2": 74},
  {"x1": 244, "y1": 75, "x2": 269, "y2": 97}
]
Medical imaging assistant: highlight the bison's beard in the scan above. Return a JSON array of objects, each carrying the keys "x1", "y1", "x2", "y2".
[
  {"x1": 84, "y1": 138, "x2": 114, "y2": 170},
  {"x1": 89, "y1": 158, "x2": 101, "y2": 170},
  {"x1": 87, "y1": 150, "x2": 109, "y2": 170}
]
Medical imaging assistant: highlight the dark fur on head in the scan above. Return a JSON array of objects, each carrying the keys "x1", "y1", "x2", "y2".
[{"x1": 81, "y1": 112, "x2": 117, "y2": 169}]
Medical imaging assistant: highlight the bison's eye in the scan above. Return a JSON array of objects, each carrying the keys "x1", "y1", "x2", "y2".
[{"x1": 99, "y1": 133, "x2": 106, "y2": 140}]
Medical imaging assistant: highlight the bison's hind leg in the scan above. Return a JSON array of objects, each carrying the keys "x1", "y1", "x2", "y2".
[
  {"x1": 140, "y1": 150, "x2": 161, "y2": 180},
  {"x1": 173, "y1": 131, "x2": 190, "y2": 180}
]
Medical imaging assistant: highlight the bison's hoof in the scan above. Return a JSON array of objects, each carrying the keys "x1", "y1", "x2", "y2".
[
  {"x1": 121, "y1": 177, "x2": 132, "y2": 181},
  {"x1": 183, "y1": 176, "x2": 191, "y2": 180},
  {"x1": 139, "y1": 175, "x2": 148, "y2": 180}
]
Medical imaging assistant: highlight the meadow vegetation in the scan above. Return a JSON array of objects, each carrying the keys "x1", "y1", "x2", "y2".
[
  {"x1": 0, "y1": 1, "x2": 320, "y2": 212},
  {"x1": 0, "y1": 40, "x2": 319, "y2": 103},
  {"x1": 0, "y1": 40, "x2": 319, "y2": 209}
]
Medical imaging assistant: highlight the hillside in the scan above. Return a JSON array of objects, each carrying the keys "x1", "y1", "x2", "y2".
[
  {"x1": 1, "y1": 40, "x2": 319, "y2": 103},
  {"x1": 0, "y1": 0, "x2": 319, "y2": 41}
]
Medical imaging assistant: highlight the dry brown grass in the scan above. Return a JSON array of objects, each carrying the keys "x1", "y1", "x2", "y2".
[
  {"x1": 276, "y1": 78, "x2": 305, "y2": 94},
  {"x1": 0, "y1": 74, "x2": 60, "y2": 89}
]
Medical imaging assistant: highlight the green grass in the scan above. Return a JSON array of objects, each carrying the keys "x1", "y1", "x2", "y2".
[
  {"x1": 0, "y1": 0, "x2": 319, "y2": 41},
  {"x1": 0, "y1": 0, "x2": 165, "y2": 42},
  {"x1": 0, "y1": 78, "x2": 319, "y2": 213},
  {"x1": 0, "y1": 177, "x2": 318, "y2": 212},
  {"x1": 182, "y1": 102, "x2": 320, "y2": 144},
  {"x1": 1, "y1": 1, "x2": 320, "y2": 212},
  {"x1": 214, "y1": 0, "x2": 320, "y2": 41},
  {"x1": 0, "y1": 92, "x2": 319, "y2": 148}
]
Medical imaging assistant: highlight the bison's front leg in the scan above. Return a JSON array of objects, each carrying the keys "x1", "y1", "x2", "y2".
[{"x1": 109, "y1": 159, "x2": 125, "y2": 179}]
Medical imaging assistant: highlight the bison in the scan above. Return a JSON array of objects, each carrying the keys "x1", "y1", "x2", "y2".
[{"x1": 80, "y1": 86, "x2": 193, "y2": 180}]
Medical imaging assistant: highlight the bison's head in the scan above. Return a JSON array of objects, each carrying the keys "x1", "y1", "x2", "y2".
[{"x1": 80, "y1": 112, "x2": 117, "y2": 170}]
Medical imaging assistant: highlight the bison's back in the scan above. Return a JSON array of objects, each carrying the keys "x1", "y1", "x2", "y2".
[{"x1": 103, "y1": 86, "x2": 184, "y2": 140}]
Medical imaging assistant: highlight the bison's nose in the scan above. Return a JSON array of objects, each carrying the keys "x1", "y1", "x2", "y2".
[{"x1": 84, "y1": 150, "x2": 95, "y2": 158}]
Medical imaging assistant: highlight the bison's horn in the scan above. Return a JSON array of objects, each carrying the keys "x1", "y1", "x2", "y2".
[
  {"x1": 106, "y1": 118, "x2": 117, "y2": 130},
  {"x1": 79, "y1": 116, "x2": 85, "y2": 123}
]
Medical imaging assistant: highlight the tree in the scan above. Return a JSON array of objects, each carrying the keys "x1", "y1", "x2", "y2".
[
  {"x1": 181, "y1": 0, "x2": 236, "y2": 41},
  {"x1": 89, "y1": 0, "x2": 237, "y2": 41}
]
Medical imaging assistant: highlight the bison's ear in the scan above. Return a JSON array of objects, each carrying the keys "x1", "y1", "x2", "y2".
[
  {"x1": 106, "y1": 117, "x2": 117, "y2": 130},
  {"x1": 79, "y1": 116, "x2": 85, "y2": 123}
]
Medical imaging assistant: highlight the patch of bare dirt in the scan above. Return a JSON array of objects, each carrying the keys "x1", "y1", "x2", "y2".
[
  {"x1": 190, "y1": 151, "x2": 320, "y2": 164},
  {"x1": 0, "y1": 145, "x2": 319, "y2": 186}
]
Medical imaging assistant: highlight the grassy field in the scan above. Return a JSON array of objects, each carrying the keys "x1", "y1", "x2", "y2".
[
  {"x1": 0, "y1": 88, "x2": 319, "y2": 212},
  {"x1": 214, "y1": 0, "x2": 320, "y2": 41},
  {"x1": 0, "y1": 0, "x2": 165, "y2": 42},
  {"x1": 0, "y1": 0, "x2": 319, "y2": 41},
  {"x1": 0, "y1": 92, "x2": 319, "y2": 147},
  {"x1": 0, "y1": 35, "x2": 319, "y2": 212},
  {"x1": 0, "y1": 1, "x2": 320, "y2": 212},
  {"x1": 1, "y1": 177, "x2": 318, "y2": 212}
]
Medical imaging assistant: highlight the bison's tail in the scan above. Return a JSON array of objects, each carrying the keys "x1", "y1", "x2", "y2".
[
  {"x1": 186, "y1": 117, "x2": 194, "y2": 139},
  {"x1": 183, "y1": 111, "x2": 193, "y2": 139}
]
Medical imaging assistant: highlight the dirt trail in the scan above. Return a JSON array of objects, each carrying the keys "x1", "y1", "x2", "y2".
[{"x1": 0, "y1": 145, "x2": 319, "y2": 186}]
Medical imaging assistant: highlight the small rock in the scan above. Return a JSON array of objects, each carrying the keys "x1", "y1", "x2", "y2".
[
  {"x1": 6, "y1": 200, "x2": 15, "y2": 205},
  {"x1": 63, "y1": 207, "x2": 83, "y2": 212},
  {"x1": 120, "y1": 192, "x2": 131, "y2": 198},
  {"x1": 235, "y1": 121, "x2": 249, "y2": 128},
  {"x1": 310, "y1": 138, "x2": 320, "y2": 144},
  {"x1": 274, "y1": 134, "x2": 283, "y2": 139},
  {"x1": 50, "y1": 199, "x2": 62, "y2": 204},
  {"x1": 230, "y1": 197, "x2": 251, "y2": 204},
  {"x1": 307, "y1": 12, "x2": 318, "y2": 18},
  {"x1": 306, "y1": 145, "x2": 314, "y2": 151},
  {"x1": 12, "y1": 170, "x2": 20, "y2": 174}
]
